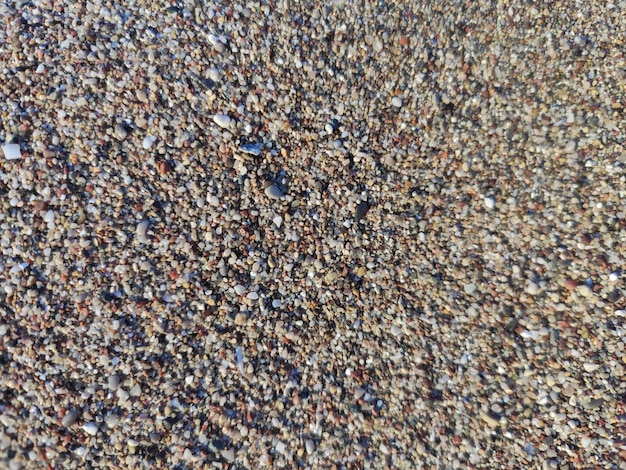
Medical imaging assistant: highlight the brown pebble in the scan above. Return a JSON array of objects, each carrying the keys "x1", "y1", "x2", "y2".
[
  {"x1": 399, "y1": 36, "x2": 409, "y2": 47},
  {"x1": 564, "y1": 279, "x2": 578, "y2": 291},
  {"x1": 33, "y1": 200, "x2": 48, "y2": 211},
  {"x1": 159, "y1": 161, "x2": 172, "y2": 175}
]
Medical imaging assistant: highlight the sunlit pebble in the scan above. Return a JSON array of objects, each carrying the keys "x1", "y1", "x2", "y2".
[
  {"x1": 213, "y1": 114, "x2": 232, "y2": 128},
  {"x1": 2, "y1": 143, "x2": 21, "y2": 160},
  {"x1": 391, "y1": 97, "x2": 403, "y2": 108},
  {"x1": 142, "y1": 136, "x2": 157, "y2": 149}
]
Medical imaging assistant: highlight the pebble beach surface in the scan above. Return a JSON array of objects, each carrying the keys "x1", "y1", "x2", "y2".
[{"x1": 1, "y1": 0, "x2": 626, "y2": 468}]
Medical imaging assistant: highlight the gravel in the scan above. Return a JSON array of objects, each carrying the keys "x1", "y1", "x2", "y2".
[{"x1": 1, "y1": 0, "x2": 625, "y2": 469}]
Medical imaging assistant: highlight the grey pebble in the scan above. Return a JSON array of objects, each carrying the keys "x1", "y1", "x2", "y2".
[
  {"x1": 108, "y1": 374, "x2": 121, "y2": 390},
  {"x1": 62, "y1": 409, "x2": 80, "y2": 427},
  {"x1": 264, "y1": 184, "x2": 283, "y2": 200}
]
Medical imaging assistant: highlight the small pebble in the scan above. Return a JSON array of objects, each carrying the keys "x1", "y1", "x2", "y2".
[
  {"x1": 577, "y1": 285, "x2": 593, "y2": 298},
  {"x1": 115, "y1": 124, "x2": 128, "y2": 140},
  {"x1": 355, "y1": 201, "x2": 370, "y2": 222},
  {"x1": 142, "y1": 136, "x2": 157, "y2": 149},
  {"x1": 62, "y1": 409, "x2": 80, "y2": 427},
  {"x1": 264, "y1": 184, "x2": 283, "y2": 200},
  {"x1": 275, "y1": 441, "x2": 286, "y2": 454},
  {"x1": 82, "y1": 422, "x2": 98, "y2": 436},
  {"x1": 391, "y1": 97, "x2": 403, "y2": 108},
  {"x1": 527, "y1": 282, "x2": 539, "y2": 295},
  {"x1": 2, "y1": 143, "x2": 21, "y2": 160},
  {"x1": 108, "y1": 375, "x2": 121, "y2": 391},
  {"x1": 213, "y1": 114, "x2": 231, "y2": 128},
  {"x1": 305, "y1": 439, "x2": 315, "y2": 455},
  {"x1": 484, "y1": 196, "x2": 496, "y2": 210},
  {"x1": 464, "y1": 283, "x2": 477, "y2": 295},
  {"x1": 240, "y1": 143, "x2": 263, "y2": 156}
]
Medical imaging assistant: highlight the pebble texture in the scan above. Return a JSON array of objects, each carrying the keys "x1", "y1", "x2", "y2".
[{"x1": 0, "y1": 1, "x2": 625, "y2": 469}]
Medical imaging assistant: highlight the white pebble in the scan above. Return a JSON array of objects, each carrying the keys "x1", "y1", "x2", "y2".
[
  {"x1": 527, "y1": 282, "x2": 539, "y2": 295},
  {"x1": 305, "y1": 439, "x2": 315, "y2": 455},
  {"x1": 115, "y1": 124, "x2": 128, "y2": 140},
  {"x1": 272, "y1": 299, "x2": 282, "y2": 308},
  {"x1": 464, "y1": 283, "x2": 477, "y2": 295},
  {"x1": 142, "y1": 136, "x2": 157, "y2": 149},
  {"x1": 609, "y1": 272, "x2": 620, "y2": 282},
  {"x1": 275, "y1": 441, "x2": 286, "y2": 454},
  {"x1": 234, "y1": 285, "x2": 246, "y2": 295},
  {"x1": 390, "y1": 325, "x2": 402, "y2": 337},
  {"x1": 213, "y1": 114, "x2": 231, "y2": 128},
  {"x1": 247, "y1": 292, "x2": 259, "y2": 300},
  {"x1": 577, "y1": 285, "x2": 593, "y2": 298},
  {"x1": 82, "y1": 422, "x2": 98, "y2": 436},
  {"x1": 583, "y1": 363, "x2": 599, "y2": 372},
  {"x1": 136, "y1": 221, "x2": 149, "y2": 237},
  {"x1": 391, "y1": 97, "x2": 403, "y2": 108},
  {"x1": 273, "y1": 216, "x2": 283, "y2": 228},
  {"x1": 2, "y1": 143, "x2": 21, "y2": 160},
  {"x1": 236, "y1": 347, "x2": 245, "y2": 374},
  {"x1": 484, "y1": 196, "x2": 496, "y2": 210},
  {"x1": 43, "y1": 210, "x2": 55, "y2": 223}
]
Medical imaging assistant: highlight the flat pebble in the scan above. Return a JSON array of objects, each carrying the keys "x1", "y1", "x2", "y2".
[
  {"x1": 142, "y1": 136, "x2": 157, "y2": 149},
  {"x1": 62, "y1": 409, "x2": 80, "y2": 427},
  {"x1": 577, "y1": 285, "x2": 593, "y2": 298},
  {"x1": 391, "y1": 97, "x2": 403, "y2": 108},
  {"x1": 484, "y1": 196, "x2": 496, "y2": 210},
  {"x1": 213, "y1": 114, "x2": 231, "y2": 128},
  {"x1": 240, "y1": 143, "x2": 263, "y2": 156},
  {"x1": 305, "y1": 439, "x2": 315, "y2": 455},
  {"x1": 108, "y1": 375, "x2": 121, "y2": 391},
  {"x1": 264, "y1": 184, "x2": 283, "y2": 200},
  {"x1": 2, "y1": 143, "x2": 21, "y2": 160},
  {"x1": 527, "y1": 282, "x2": 539, "y2": 295},
  {"x1": 464, "y1": 283, "x2": 477, "y2": 295},
  {"x1": 82, "y1": 422, "x2": 98, "y2": 436},
  {"x1": 115, "y1": 124, "x2": 128, "y2": 140}
]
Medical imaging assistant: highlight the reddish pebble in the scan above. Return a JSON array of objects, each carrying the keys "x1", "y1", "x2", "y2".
[
  {"x1": 564, "y1": 279, "x2": 578, "y2": 291},
  {"x1": 159, "y1": 161, "x2": 171, "y2": 174},
  {"x1": 399, "y1": 36, "x2": 409, "y2": 47}
]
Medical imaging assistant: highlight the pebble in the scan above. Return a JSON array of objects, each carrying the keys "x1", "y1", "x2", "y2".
[
  {"x1": 484, "y1": 196, "x2": 496, "y2": 210},
  {"x1": 464, "y1": 283, "x2": 477, "y2": 295},
  {"x1": 82, "y1": 422, "x2": 98, "y2": 436},
  {"x1": 527, "y1": 282, "x2": 539, "y2": 295},
  {"x1": 264, "y1": 184, "x2": 283, "y2": 200},
  {"x1": 391, "y1": 97, "x2": 403, "y2": 108},
  {"x1": 305, "y1": 440, "x2": 315, "y2": 455},
  {"x1": 355, "y1": 201, "x2": 371, "y2": 222},
  {"x1": 390, "y1": 325, "x2": 402, "y2": 337},
  {"x1": 142, "y1": 136, "x2": 157, "y2": 149},
  {"x1": 2, "y1": 143, "x2": 21, "y2": 160},
  {"x1": 62, "y1": 409, "x2": 80, "y2": 427},
  {"x1": 240, "y1": 143, "x2": 263, "y2": 156},
  {"x1": 108, "y1": 374, "x2": 121, "y2": 391},
  {"x1": 213, "y1": 114, "x2": 231, "y2": 128},
  {"x1": 577, "y1": 285, "x2": 593, "y2": 298},
  {"x1": 115, "y1": 124, "x2": 128, "y2": 140}
]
